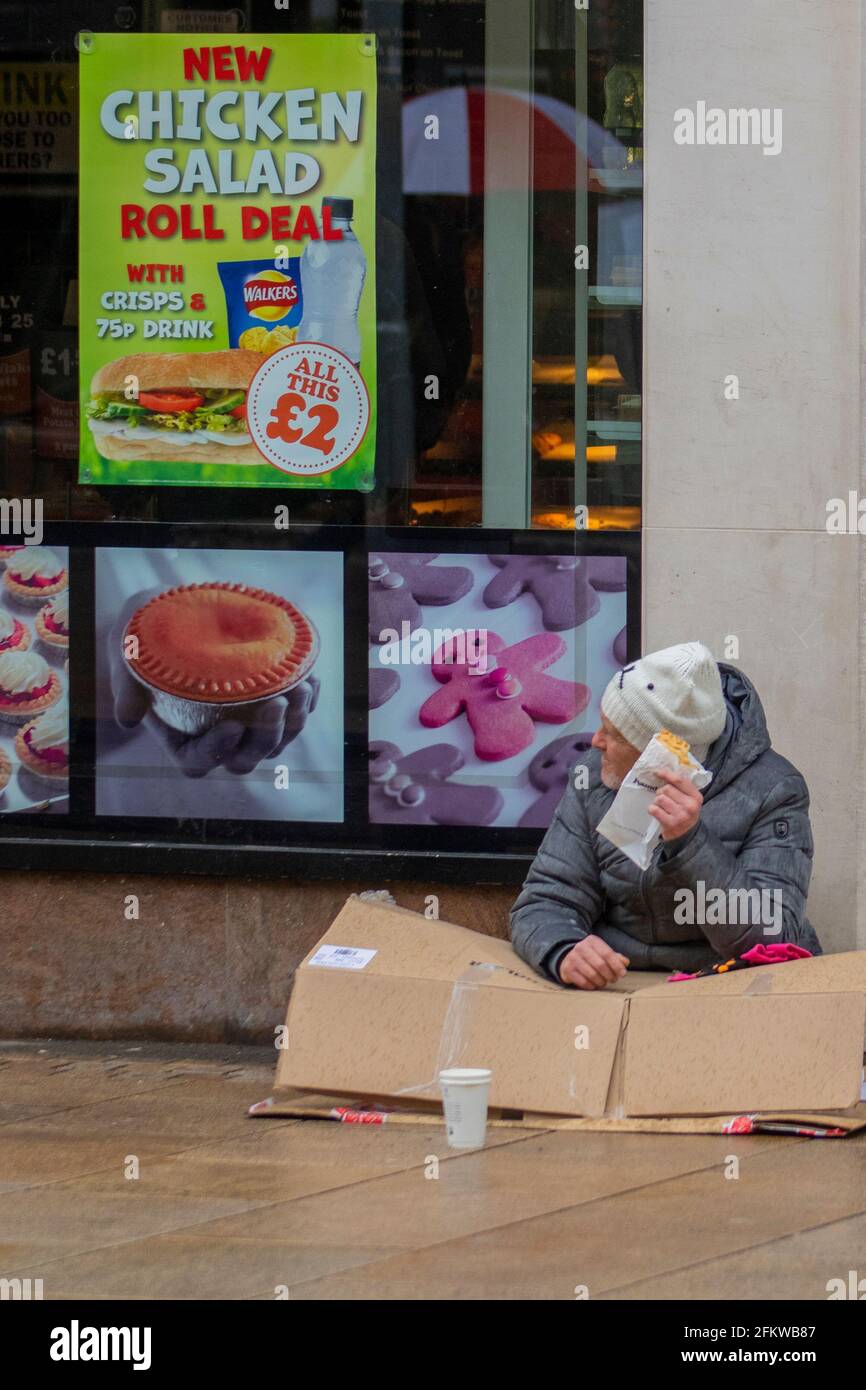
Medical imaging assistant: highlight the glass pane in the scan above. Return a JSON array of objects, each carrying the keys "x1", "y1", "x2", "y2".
[{"x1": 531, "y1": 0, "x2": 642, "y2": 533}]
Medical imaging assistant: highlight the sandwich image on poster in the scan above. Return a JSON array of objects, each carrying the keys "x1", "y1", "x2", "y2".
[
  {"x1": 87, "y1": 350, "x2": 266, "y2": 470},
  {"x1": 0, "y1": 544, "x2": 70, "y2": 814},
  {"x1": 94, "y1": 547, "x2": 343, "y2": 823},
  {"x1": 78, "y1": 34, "x2": 377, "y2": 489}
]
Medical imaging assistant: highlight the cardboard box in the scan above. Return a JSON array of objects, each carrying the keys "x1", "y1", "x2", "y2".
[
  {"x1": 254, "y1": 1090, "x2": 866, "y2": 1139},
  {"x1": 276, "y1": 897, "x2": 866, "y2": 1120}
]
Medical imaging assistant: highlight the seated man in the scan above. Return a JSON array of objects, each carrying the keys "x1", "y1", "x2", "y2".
[{"x1": 510, "y1": 641, "x2": 821, "y2": 989}]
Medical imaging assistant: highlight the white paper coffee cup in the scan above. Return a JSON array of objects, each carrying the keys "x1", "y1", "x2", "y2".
[{"x1": 439, "y1": 1067, "x2": 492, "y2": 1150}]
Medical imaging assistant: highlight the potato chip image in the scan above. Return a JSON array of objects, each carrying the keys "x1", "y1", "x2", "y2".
[
  {"x1": 218, "y1": 259, "x2": 303, "y2": 348},
  {"x1": 239, "y1": 327, "x2": 272, "y2": 353},
  {"x1": 267, "y1": 326, "x2": 298, "y2": 353}
]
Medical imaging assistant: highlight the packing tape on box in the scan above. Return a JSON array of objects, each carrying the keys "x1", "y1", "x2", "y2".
[
  {"x1": 391, "y1": 963, "x2": 498, "y2": 1101},
  {"x1": 742, "y1": 970, "x2": 774, "y2": 995}
]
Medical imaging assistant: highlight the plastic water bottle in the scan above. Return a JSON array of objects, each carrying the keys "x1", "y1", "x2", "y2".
[{"x1": 298, "y1": 196, "x2": 367, "y2": 365}]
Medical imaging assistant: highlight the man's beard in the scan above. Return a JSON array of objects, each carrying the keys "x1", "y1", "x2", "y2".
[{"x1": 600, "y1": 762, "x2": 623, "y2": 791}]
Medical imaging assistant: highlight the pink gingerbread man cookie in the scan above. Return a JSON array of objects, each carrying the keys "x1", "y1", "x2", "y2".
[{"x1": 419, "y1": 631, "x2": 590, "y2": 761}]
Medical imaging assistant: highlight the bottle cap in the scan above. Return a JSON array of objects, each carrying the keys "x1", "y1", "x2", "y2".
[{"x1": 323, "y1": 196, "x2": 354, "y2": 219}]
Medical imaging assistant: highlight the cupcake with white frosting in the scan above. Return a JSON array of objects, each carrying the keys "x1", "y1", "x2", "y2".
[
  {"x1": 3, "y1": 547, "x2": 67, "y2": 604},
  {"x1": 0, "y1": 544, "x2": 26, "y2": 570},
  {"x1": 0, "y1": 650, "x2": 62, "y2": 722},
  {"x1": 0, "y1": 608, "x2": 31, "y2": 654},
  {"x1": 16, "y1": 696, "x2": 68, "y2": 781},
  {"x1": 35, "y1": 588, "x2": 69, "y2": 650}
]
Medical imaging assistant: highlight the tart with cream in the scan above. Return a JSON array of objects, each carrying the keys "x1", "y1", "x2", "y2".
[
  {"x1": 124, "y1": 582, "x2": 318, "y2": 703},
  {"x1": 35, "y1": 589, "x2": 69, "y2": 649},
  {"x1": 0, "y1": 746, "x2": 10, "y2": 793},
  {"x1": 3, "y1": 547, "x2": 68, "y2": 605},
  {"x1": 0, "y1": 650, "x2": 62, "y2": 722},
  {"x1": 0, "y1": 544, "x2": 26, "y2": 570},
  {"x1": 0, "y1": 609, "x2": 31, "y2": 654},
  {"x1": 16, "y1": 697, "x2": 69, "y2": 781}
]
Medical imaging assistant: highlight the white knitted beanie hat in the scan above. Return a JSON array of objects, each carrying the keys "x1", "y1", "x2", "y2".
[{"x1": 600, "y1": 641, "x2": 727, "y2": 753}]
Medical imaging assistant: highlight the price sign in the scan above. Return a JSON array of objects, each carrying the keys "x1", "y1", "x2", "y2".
[{"x1": 247, "y1": 343, "x2": 370, "y2": 477}]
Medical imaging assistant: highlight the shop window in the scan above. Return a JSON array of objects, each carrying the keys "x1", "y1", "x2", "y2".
[{"x1": 0, "y1": 0, "x2": 641, "y2": 879}]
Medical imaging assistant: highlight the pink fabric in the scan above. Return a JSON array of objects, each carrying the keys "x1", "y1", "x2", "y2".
[
  {"x1": 668, "y1": 942, "x2": 812, "y2": 982},
  {"x1": 740, "y1": 943, "x2": 811, "y2": 966}
]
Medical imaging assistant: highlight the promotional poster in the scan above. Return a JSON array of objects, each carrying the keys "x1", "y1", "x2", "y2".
[
  {"x1": 78, "y1": 33, "x2": 377, "y2": 489},
  {"x1": 368, "y1": 552, "x2": 626, "y2": 828},
  {"x1": 94, "y1": 545, "x2": 344, "y2": 822}
]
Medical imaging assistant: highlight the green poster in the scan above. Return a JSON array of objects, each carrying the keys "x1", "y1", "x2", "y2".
[{"x1": 78, "y1": 33, "x2": 377, "y2": 489}]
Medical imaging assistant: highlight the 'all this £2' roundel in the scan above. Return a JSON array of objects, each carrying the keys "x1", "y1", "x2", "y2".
[{"x1": 247, "y1": 343, "x2": 370, "y2": 478}]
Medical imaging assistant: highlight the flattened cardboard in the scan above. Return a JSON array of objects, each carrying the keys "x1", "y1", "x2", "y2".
[
  {"x1": 643, "y1": 950, "x2": 866, "y2": 998},
  {"x1": 282, "y1": 944, "x2": 627, "y2": 1117},
  {"x1": 253, "y1": 1090, "x2": 866, "y2": 1138},
  {"x1": 624, "y1": 993, "x2": 865, "y2": 1115},
  {"x1": 276, "y1": 897, "x2": 866, "y2": 1121}
]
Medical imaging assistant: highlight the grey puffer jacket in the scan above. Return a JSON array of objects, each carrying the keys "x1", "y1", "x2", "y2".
[{"x1": 510, "y1": 664, "x2": 821, "y2": 981}]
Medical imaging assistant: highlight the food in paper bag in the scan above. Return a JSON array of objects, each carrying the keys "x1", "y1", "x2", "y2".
[{"x1": 597, "y1": 729, "x2": 713, "y2": 870}]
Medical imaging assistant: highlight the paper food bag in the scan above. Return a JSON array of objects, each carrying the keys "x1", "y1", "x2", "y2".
[{"x1": 597, "y1": 731, "x2": 713, "y2": 870}]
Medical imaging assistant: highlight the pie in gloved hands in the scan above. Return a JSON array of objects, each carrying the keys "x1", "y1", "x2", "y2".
[{"x1": 124, "y1": 582, "x2": 318, "y2": 703}]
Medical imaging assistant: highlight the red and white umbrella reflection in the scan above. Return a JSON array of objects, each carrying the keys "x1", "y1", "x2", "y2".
[{"x1": 402, "y1": 87, "x2": 632, "y2": 194}]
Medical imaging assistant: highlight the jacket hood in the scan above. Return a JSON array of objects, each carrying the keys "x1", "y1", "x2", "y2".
[{"x1": 703, "y1": 663, "x2": 770, "y2": 797}]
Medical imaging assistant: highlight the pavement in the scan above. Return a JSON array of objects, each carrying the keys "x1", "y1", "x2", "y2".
[{"x1": 1, "y1": 1038, "x2": 864, "y2": 1300}]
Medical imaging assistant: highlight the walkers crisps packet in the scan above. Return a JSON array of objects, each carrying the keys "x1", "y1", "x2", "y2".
[
  {"x1": 217, "y1": 259, "x2": 303, "y2": 354},
  {"x1": 597, "y1": 730, "x2": 713, "y2": 870}
]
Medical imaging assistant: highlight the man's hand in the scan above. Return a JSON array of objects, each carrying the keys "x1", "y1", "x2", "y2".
[
  {"x1": 559, "y1": 937, "x2": 629, "y2": 990},
  {"x1": 648, "y1": 767, "x2": 703, "y2": 842}
]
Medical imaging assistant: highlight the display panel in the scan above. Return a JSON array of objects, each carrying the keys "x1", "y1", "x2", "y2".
[
  {"x1": 0, "y1": 543, "x2": 70, "y2": 813},
  {"x1": 94, "y1": 545, "x2": 343, "y2": 821},
  {"x1": 368, "y1": 551, "x2": 625, "y2": 828},
  {"x1": 0, "y1": 524, "x2": 638, "y2": 879}
]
